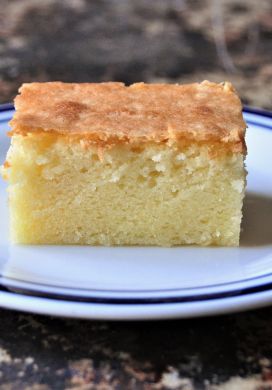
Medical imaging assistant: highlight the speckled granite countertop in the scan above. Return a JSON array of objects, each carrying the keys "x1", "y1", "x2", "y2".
[
  {"x1": 0, "y1": 308, "x2": 272, "y2": 390},
  {"x1": 0, "y1": 1, "x2": 272, "y2": 389}
]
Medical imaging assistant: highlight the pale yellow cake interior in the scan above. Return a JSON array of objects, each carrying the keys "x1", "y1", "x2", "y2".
[{"x1": 3, "y1": 133, "x2": 246, "y2": 246}]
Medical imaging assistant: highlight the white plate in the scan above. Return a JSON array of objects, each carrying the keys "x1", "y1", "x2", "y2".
[{"x1": 0, "y1": 105, "x2": 272, "y2": 320}]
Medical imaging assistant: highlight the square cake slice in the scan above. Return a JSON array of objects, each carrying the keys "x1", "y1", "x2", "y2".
[{"x1": 1, "y1": 81, "x2": 247, "y2": 246}]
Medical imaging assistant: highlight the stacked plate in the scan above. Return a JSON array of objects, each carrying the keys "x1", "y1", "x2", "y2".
[{"x1": 0, "y1": 105, "x2": 271, "y2": 320}]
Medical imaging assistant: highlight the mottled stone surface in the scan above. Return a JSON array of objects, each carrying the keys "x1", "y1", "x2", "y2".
[
  {"x1": 0, "y1": 308, "x2": 272, "y2": 389},
  {"x1": 0, "y1": 0, "x2": 272, "y2": 389},
  {"x1": 0, "y1": 0, "x2": 271, "y2": 108}
]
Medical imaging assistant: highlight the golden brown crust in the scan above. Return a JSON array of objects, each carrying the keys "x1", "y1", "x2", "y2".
[{"x1": 9, "y1": 81, "x2": 246, "y2": 153}]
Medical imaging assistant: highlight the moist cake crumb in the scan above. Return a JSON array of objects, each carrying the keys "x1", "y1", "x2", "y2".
[{"x1": 1, "y1": 81, "x2": 247, "y2": 246}]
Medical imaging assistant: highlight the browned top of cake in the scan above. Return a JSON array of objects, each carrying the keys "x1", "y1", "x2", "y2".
[{"x1": 10, "y1": 81, "x2": 246, "y2": 152}]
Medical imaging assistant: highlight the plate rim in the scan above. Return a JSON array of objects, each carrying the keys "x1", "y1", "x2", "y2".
[
  {"x1": 2, "y1": 265, "x2": 272, "y2": 302},
  {"x1": 1, "y1": 286, "x2": 272, "y2": 320}
]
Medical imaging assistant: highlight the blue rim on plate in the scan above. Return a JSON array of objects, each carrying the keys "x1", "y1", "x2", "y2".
[{"x1": 0, "y1": 103, "x2": 271, "y2": 318}]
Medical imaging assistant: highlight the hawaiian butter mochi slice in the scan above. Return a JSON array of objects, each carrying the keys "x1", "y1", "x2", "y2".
[{"x1": 1, "y1": 81, "x2": 247, "y2": 246}]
